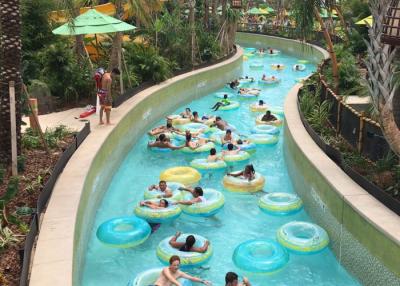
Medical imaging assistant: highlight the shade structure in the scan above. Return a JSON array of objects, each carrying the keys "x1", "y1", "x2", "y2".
[
  {"x1": 258, "y1": 8, "x2": 270, "y2": 15},
  {"x1": 52, "y1": 9, "x2": 136, "y2": 36},
  {"x1": 247, "y1": 7, "x2": 262, "y2": 15},
  {"x1": 382, "y1": 0, "x2": 400, "y2": 45},
  {"x1": 355, "y1": 15, "x2": 373, "y2": 26}
]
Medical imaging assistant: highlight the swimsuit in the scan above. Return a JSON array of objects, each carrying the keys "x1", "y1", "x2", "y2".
[{"x1": 97, "y1": 89, "x2": 112, "y2": 109}]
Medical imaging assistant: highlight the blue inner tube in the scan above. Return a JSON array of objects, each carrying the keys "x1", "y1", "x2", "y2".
[
  {"x1": 180, "y1": 188, "x2": 225, "y2": 217},
  {"x1": 251, "y1": 125, "x2": 280, "y2": 135},
  {"x1": 235, "y1": 142, "x2": 257, "y2": 154},
  {"x1": 96, "y1": 216, "x2": 151, "y2": 248},
  {"x1": 276, "y1": 221, "x2": 329, "y2": 254},
  {"x1": 258, "y1": 192, "x2": 303, "y2": 215},
  {"x1": 233, "y1": 239, "x2": 289, "y2": 273}
]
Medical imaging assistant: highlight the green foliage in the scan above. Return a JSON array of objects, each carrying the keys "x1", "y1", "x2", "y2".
[
  {"x1": 0, "y1": 222, "x2": 21, "y2": 249},
  {"x1": 343, "y1": 151, "x2": 370, "y2": 169},
  {"x1": 124, "y1": 43, "x2": 173, "y2": 83},
  {"x1": 348, "y1": 29, "x2": 367, "y2": 55},
  {"x1": 375, "y1": 152, "x2": 398, "y2": 173},
  {"x1": 299, "y1": 85, "x2": 332, "y2": 134},
  {"x1": 21, "y1": 0, "x2": 57, "y2": 81},
  {"x1": 38, "y1": 40, "x2": 94, "y2": 102},
  {"x1": 0, "y1": 177, "x2": 19, "y2": 204},
  {"x1": 22, "y1": 125, "x2": 72, "y2": 149},
  {"x1": 17, "y1": 155, "x2": 26, "y2": 173}
]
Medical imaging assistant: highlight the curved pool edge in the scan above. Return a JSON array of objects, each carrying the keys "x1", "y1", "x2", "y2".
[
  {"x1": 29, "y1": 48, "x2": 243, "y2": 286},
  {"x1": 284, "y1": 83, "x2": 400, "y2": 283}
]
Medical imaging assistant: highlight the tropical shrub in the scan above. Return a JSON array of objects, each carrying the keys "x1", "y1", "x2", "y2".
[{"x1": 124, "y1": 42, "x2": 173, "y2": 83}]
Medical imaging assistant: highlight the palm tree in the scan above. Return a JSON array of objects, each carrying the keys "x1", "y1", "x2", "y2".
[
  {"x1": 0, "y1": 0, "x2": 22, "y2": 165},
  {"x1": 291, "y1": 0, "x2": 340, "y2": 92},
  {"x1": 364, "y1": 0, "x2": 400, "y2": 156},
  {"x1": 217, "y1": 5, "x2": 240, "y2": 54}
]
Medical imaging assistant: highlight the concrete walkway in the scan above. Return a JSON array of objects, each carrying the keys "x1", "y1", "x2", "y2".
[{"x1": 23, "y1": 107, "x2": 99, "y2": 132}]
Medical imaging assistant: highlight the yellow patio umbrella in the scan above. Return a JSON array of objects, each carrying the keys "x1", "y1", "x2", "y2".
[{"x1": 356, "y1": 15, "x2": 373, "y2": 25}]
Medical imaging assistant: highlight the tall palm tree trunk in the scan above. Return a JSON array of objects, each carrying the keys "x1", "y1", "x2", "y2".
[
  {"x1": 212, "y1": 0, "x2": 217, "y2": 17},
  {"x1": 314, "y1": 7, "x2": 339, "y2": 93},
  {"x1": 73, "y1": 7, "x2": 86, "y2": 58},
  {"x1": 0, "y1": 0, "x2": 22, "y2": 165},
  {"x1": 204, "y1": 0, "x2": 209, "y2": 30},
  {"x1": 189, "y1": 0, "x2": 196, "y2": 66},
  {"x1": 109, "y1": 0, "x2": 124, "y2": 93},
  {"x1": 365, "y1": 0, "x2": 400, "y2": 156}
]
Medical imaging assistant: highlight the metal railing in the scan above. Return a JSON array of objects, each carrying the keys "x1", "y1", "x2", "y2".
[{"x1": 19, "y1": 122, "x2": 91, "y2": 286}]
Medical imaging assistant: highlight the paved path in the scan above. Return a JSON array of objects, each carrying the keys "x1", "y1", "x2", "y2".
[{"x1": 23, "y1": 107, "x2": 99, "y2": 132}]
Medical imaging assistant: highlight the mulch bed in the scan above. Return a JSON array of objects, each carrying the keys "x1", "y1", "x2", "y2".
[{"x1": 0, "y1": 135, "x2": 74, "y2": 286}]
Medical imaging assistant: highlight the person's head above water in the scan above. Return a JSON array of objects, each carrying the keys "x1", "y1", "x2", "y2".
[
  {"x1": 259, "y1": 100, "x2": 264, "y2": 105},
  {"x1": 159, "y1": 199, "x2": 169, "y2": 208},
  {"x1": 244, "y1": 164, "x2": 255, "y2": 174},
  {"x1": 185, "y1": 132, "x2": 192, "y2": 141},
  {"x1": 225, "y1": 272, "x2": 239, "y2": 286},
  {"x1": 193, "y1": 111, "x2": 198, "y2": 117},
  {"x1": 158, "y1": 133, "x2": 166, "y2": 141},
  {"x1": 166, "y1": 122, "x2": 173, "y2": 128},
  {"x1": 223, "y1": 94, "x2": 228, "y2": 99},
  {"x1": 210, "y1": 148, "x2": 217, "y2": 155},
  {"x1": 159, "y1": 180, "x2": 167, "y2": 191},
  {"x1": 216, "y1": 116, "x2": 222, "y2": 122},
  {"x1": 185, "y1": 107, "x2": 191, "y2": 113},
  {"x1": 193, "y1": 186, "x2": 203, "y2": 197},
  {"x1": 226, "y1": 129, "x2": 232, "y2": 135},
  {"x1": 169, "y1": 255, "x2": 180, "y2": 272},
  {"x1": 237, "y1": 139, "x2": 243, "y2": 145},
  {"x1": 185, "y1": 235, "x2": 196, "y2": 249},
  {"x1": 227, "y1": 143, "x2": 234, "y2": 150},
  {"x1": 266, "y1": 110, "x2": 271, "y2": 116}
]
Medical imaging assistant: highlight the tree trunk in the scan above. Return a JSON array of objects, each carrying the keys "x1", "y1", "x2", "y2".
[
  {"x1": 314, "y1": 7, "x2": 339, "y2": 93},
  {"x1": 109, "y1": 0, "x2": 124, "y2": 94},
  {"x1": 189, "y1": 0, "x2": 196, "y2": 66},
  {"x1": 379, "y1": 99, "x2": 400, "y2": 156},
  {"x1": 0, "y1": 0, "x2": 22, "y2": 165},
  {"x1": 212, "y1": 0, "x2": 217, "y2": 17},
  {"x1": 204, "y1": 0, "x2": 209, "y2": 30},
  {"x1": 72, "y1": 7, "x2": 86, "y2": 58},
  {"x1": 222, "y1": 0, "x2": 227, "y2": 21}
]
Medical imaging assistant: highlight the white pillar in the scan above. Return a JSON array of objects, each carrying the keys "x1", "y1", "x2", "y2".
[{"x1": 9, "y1": 81, "x2": 17, "y2": 176}]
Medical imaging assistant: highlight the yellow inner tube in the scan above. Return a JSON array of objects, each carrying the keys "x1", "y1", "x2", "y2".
[
  {"x1": 271, "y1": 64, "x2": 285, "y2": 70},
  {"x1": 256, "y1": 115, "x2": 283, "y2": 127},
  {"x1": 223, "y1": 172, "x2": 265, "y2": 193},
  {"x1": 250, "y1": 104, "x2": 268, "y2": 112},
  {"x1": 160, "y1": 166, "x2": 201, "y2": 185}
]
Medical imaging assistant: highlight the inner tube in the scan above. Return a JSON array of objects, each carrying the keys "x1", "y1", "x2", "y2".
[
  {"x1": 168, "y1": 115, "x2": 191, "y2": 126},
  {"x1": 143, "y1": 182, "x2": 184, "y2": 201},
  {"x1": 222, "y1": 151, "x2": 251, "y2": 165},
  {"x1": 250, "y1": 103, "x2": 268, "y2": 112},
  {"x1": 248, "y1": 133, "x2": 279, "y2": 145},
  {"x1": 219, "y1": 101, "x2": 240, "y2": 111},
  {"x1": 233, "y1": 239, "x2": 289, "y2": 273},
  {"x1": 293, "y1": 64, "x2": 306, "y2": 71},
  {"x1": 255, "y1": 51, "x2": 267, "y2": 57},
  {"x1": 179, "y1": 188, "x2": 225, "y2": 217},
  {"x1": 134, "y1": 200, "x2": 182, "y2": 223},
  {"x1": 181, "y1": 141, "x2": 216, "y2": 154},
  {"x1": 258, "y1": 78, "x2": 281, "y2": 85},
  {"x1": 238, "y1": 92, "x2": 258, "y2": 99},
  {"x1": 269, "y1": 106, "x2": 284, "y2": 116},
  {"x1": 267, "y1": 49, "x2": 281, "y2": 56},
  {"x1": 223, "y1": 172, "x2": 265, "y2": 193},
  {"x1": 258, "y1": 193, "x2": 303, "y2": 215},
  {"x1": 130, "y1": 268, "x2": 193, "y2": 286},
  {"x1": 190, "y1": 158, "x2": 227, "y2": 171},
  {"x1": 157, "y1": 234, "x2": 213, "y2": 268},
  {"x1": 214, "y1": 92, "x2": 235, "y2": 99},
  {"x1": 249, "y1": 62, "x2": 264, "y2": 69},
  {"x1": 256, "y1": 115, "x2": 283, "y2": 127},
  {"x1": 276, "y1": 221, "x2": 329, "y2": 254},
  {"x1": 244, "y1": 47, "x2": 257, "y2": 53},
  {"x1": 160, "y1": 166, "x2": 201, "y2": 185},
  {"x1": 96, "y1": 216, "x2": 151, "y2": 248},
  {"x1": 236, "y1": 142, "x2": 257, "y2": 154},
  {"x1": 149, "y1": 139, "x2": 182, "y2": 153},
  {"x1": 298, "y1": 59, "x2": 309, "y2": 64},
  {"x1": 209, "y1": 130, "x2": 239, "y2": 145},
  {"x1": 251, "y1": 125, "x2": 280, "y2": 135},
  {"x1": 271, "y1": 64, "x2": 285, "y2": 70},
  {"x1": 178, "y1": 122, "x2": 210, "y2": 133}
]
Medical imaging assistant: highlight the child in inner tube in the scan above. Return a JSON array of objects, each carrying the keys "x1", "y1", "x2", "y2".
[
  {"x1": 169, "y1": 231, "x2": 209, "y2": 253},
  {"x1": 140, "y1": 199, "x2": 169, "y2": 209},
  {"x1": 227, "y1": 164, "x2": 256, "y2": 181}
]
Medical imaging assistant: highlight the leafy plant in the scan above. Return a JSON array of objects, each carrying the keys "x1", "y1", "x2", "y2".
[
  {"x1": 17, "y1": 155, "x2": 26, "y2": 172},
  {"x1": 0, "y1": 177, "x2": 19, "y2": 204},
  {"x1": 0, "y1": 221, "x2": 22, "y2": 249},
  {"x1": 375, "y1": 152, "x2": 398, "y2": 172},
  {"x1": 18, "y1": 222, "x2": 30, "y2": 235}
]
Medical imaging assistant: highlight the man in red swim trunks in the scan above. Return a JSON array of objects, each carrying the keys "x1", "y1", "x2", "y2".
[{"x1": 96, "y1": 68, "x2": 120, "y2": 125}]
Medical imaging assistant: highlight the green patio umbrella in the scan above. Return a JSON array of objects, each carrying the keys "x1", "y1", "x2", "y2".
[
  {"x1": 355, "y1": 15, "x2": 373, "y2": 26},
  {"x1": 266, "y1": 6, "x2": 274, "y2": 13},
  {"x1": 52, "y1": 8, "x2": 136, "y2": 35},
  {"x1": 247, "y1": 7, "x2": 262, "y2": 15}
]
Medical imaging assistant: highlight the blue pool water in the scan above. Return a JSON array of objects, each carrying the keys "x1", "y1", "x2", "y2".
[{"x1": 81, "y1": 48, "x2": 360, "y2": 286}]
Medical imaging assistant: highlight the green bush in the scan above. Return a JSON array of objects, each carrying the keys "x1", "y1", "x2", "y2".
[
  {"x1": 124, "y1": 42, "x2": 173, "y2": 83},
  {"x1": 0, "y1": 176, "x2": 19, "y2": 203},
  {"x1": 17, "y1": 155, "x2": 26, "y2": 173},
  {"x1": 37, "y1": 40, "x2": 94, "y2": 103}
]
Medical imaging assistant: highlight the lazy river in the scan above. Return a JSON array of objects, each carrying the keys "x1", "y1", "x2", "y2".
[{"x1": 81, "y1": 47, "x2": 360, "y2": 285}]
